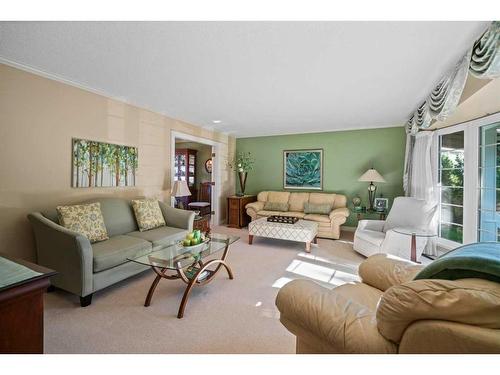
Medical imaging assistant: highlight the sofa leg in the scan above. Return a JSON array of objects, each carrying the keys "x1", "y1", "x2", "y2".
[{"x1": 80, "y1": 294, "x2": 93, "y2": 307}]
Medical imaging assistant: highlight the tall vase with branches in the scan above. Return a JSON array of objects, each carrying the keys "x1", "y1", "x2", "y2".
[{"x1": 228, "y1": 152, "x2": 254, "y2": 196}]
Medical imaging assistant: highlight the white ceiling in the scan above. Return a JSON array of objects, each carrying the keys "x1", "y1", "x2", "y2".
[{"x1": 0, "y1": 21, "x2": 490, "y2": 137}]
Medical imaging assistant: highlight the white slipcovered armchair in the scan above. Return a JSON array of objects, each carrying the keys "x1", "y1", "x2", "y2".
[{"x1": 353, "y1": 197, "x2": 436, "y2": 262}]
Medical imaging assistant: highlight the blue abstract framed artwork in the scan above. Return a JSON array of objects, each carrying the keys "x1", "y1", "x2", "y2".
[{"x1": 283, "y1": 149, "x2": 323, "y2": 190}]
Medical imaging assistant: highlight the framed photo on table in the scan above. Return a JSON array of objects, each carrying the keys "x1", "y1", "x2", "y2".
[
  {"x1": 283, "y1": 149, "x2": 323, "y2": 190},
  {"x1": 374, "y1": 197, "x2": 389, "y2": 212}
]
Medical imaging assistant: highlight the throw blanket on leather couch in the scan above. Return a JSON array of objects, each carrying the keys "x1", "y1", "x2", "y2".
[{"x1": 414, "y1": 242, "x2": 500, "y2": 283}]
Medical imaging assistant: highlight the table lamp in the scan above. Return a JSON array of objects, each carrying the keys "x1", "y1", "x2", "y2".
[
  {"x1": 358, "y1": 168, "x2": 386, "y2": 211},
  {"x1": 172, "y1": 180, "x2": 191, "y2": 209}
]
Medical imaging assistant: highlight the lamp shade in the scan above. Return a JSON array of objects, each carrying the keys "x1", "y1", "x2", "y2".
[
  {"x1": 358, "y1": 168, "x2": 386, "y2": 183},
  {"x1": 172, "y1": 180, "x2": 192, "y2": 197}
]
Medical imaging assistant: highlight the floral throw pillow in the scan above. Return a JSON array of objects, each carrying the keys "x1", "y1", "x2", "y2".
[
  {"x1": 131, "y1": 199, "x2": 166, "y2": 232},
  {"x1": 57, "y1": 202, "x2": 109, "y2": 243}
]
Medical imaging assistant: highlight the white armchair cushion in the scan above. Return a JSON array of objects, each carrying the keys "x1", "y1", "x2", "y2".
[
  {"x1": 383, "y1": 197, "x2": 435, "y2": 233},
  {"x1": 355, "y1": 229, "x2": 386, "y2": 247},
  {"x1": 357, "y1": 219, "x2": 385, "y2": 232}
]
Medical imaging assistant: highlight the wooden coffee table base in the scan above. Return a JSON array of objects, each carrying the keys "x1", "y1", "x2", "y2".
[{"x1": 144, "y1": 238, "x2": 233, "y2": 319}]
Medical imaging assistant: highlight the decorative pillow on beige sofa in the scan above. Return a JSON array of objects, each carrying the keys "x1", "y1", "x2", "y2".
[
  {"x1": 131, "y1": 199, "x2": 166, "y2": 232},
  {"x1": 57, "y1": 202, "x2": 109, "y2": 243},
  {"x1": 304, "y1": 202, "x2": 332, "y2": 215},
  {"x1": 264, "y1": 201, "x2": 289, "y2": 212}
]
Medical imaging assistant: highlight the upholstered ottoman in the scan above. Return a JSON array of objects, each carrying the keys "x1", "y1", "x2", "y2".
[{"x1": 248, "y1": 218, "x2": 318, "y2": 252}]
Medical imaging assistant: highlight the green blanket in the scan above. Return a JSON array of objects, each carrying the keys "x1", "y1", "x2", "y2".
[{"x1": 414, "y1": 242, "x2": 500, "y2": 283}]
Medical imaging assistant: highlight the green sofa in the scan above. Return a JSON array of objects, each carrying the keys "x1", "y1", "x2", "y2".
[{"x1": 28, "y1": 197, "x2": 195, "y2": 307}]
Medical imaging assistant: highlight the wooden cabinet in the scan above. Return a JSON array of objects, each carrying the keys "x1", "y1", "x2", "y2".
[
  {"x1": 193, "y1": 215, "x2": 211, "y2": 234},
  {"x1": 0, "y1": 254, "x2": 56, "y2": 354},
  {"x1": 174, "y1": 148, "x2": 197, "y2": 206},
  {"x1": 227, "y1": 195, "x2": 256, "y2": 228}
]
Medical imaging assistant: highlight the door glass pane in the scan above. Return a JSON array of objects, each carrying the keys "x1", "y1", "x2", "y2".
[
  {"x1": 438, "y1": 131, "x2": 464, "y2": 244},
  {"x1": 440, "y1": 132, "x2": 464, "y2": 169},
  {"x1": 441, "y1": 169, "x2": 464, "y2": 187},
  {"x1": 479, "y1": 167, "x2": 500, "y2": 190},
  {"x1": 479, "y1": 122, "x2": 500, "y2": 242},
  {"x1": 441, "y1": 187, "x2": 463, "y2": 205},
  {"x1": 478, "y1": 189, "x2": 500, "y2": 212},
  {"x1": 479, "y1": 144, "x2": 500, "y2": 167},
  {"x1": 478, "y1": 229, "x2": 500, "y2": 242},
  {"x1": 440, "y1": 223, "x2": 463, "y2": 243},
  {"x1": 440, "y1": 205, "x2": 463, "y2": 225}
]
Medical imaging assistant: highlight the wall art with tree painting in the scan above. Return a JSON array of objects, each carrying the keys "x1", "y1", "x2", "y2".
[
  {"x1": 72, "y1": 139, "x2": 138, "y2": 188},
  {"x1": 283, "y1": 149, "x2": 323, "y2": 190}
]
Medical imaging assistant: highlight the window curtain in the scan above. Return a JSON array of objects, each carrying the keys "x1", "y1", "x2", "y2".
[
  {"x1": 403, "y1": 133, "x2": 414, "y2": 196},
  {"x1": 406, "y1": 132, "x2": 439, "y2": 256},
  {"x1": 470, "y1": 21, "x2": 500, "y2": 78},
  {"x1": 406, "y1": 21, "x2": 500, "y2": 134}
]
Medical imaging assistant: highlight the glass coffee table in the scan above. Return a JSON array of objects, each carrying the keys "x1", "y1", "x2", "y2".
[{"x1": 128, "y1": 233, "x2": 239, "y2": 318}]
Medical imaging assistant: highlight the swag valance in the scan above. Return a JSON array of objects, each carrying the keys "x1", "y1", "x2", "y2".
[{"x1": 407, "y1": 21, "x2": 500, "y2": 134}]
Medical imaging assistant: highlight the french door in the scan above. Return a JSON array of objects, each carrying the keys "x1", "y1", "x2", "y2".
[{"x1": 435, "y1": 112, "x2": 500, "y2": 249}]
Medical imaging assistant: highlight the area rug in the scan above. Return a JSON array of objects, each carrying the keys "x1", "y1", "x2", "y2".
[{"x1": 44, "y1": 226, "x2": 365, "y2": 353}]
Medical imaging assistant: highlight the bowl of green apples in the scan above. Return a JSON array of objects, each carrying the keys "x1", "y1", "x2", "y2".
[{"x1": 181, "y1": 230, "x2": 209, "y2": 250}]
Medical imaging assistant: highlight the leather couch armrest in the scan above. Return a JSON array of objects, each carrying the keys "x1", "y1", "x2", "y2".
[
  {"x1": 159, "y1": 202, "x2": 195, "y2": 231},
  {"x1": 376, "y1": 278, "x2": 500, "y2": 344},
  {"x1": 329, "y1": 207, "x2": 349, "y2": 220},
  {"x1": 399, "y1": 320, "x2": 500, "y2": 354},
  {"x1": 358, "y1": 254, "x2": 424, "y2": 292},
  {"x1": 27, "y1": 212, "x2": 93, "y2": 297},
  {"x1": 276, "y1": 279, "x2": 395, "y2": 353}
]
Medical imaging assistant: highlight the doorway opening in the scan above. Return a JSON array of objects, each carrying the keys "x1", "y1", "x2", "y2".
[{"x1": 171, "y1": 131, "x2": 221, "y2": 226}]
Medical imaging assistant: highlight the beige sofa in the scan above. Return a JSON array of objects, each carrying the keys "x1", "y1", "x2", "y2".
[
  {"x1": 276, "y1": 254, "x2": 500, "y2": 353},
  {"x1": 245, "y1": 191, "x2": 349, "y2": 239}
]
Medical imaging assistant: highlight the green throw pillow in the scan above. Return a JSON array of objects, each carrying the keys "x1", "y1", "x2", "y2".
[
  {"x1": 304, "y1": 203, "x2": 332, "y2": 215},
  {"x1": 263, "y1": 201, "x2": 289, "y2": 212}
]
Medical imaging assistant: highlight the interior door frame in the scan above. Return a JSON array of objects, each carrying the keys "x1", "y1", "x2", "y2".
[{"x1": 170, "y1": 130, "x2": 222, "y2": 226}]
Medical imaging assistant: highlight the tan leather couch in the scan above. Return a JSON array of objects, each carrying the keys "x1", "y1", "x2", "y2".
[
  {"x1": 245, "y1": 191, "x2": 349, "y2": 239},
  {"x1": 276, "y1": 254, "x2": 500, "y2": 353}
]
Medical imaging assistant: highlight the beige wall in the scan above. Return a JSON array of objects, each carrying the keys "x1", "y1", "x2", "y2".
[{"x1": 0, "y1": 63, "x2": 235, "y2": 261}]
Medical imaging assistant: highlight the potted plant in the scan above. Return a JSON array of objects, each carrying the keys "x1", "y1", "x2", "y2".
[{"x1": 228, "y1": 152, "x2": 254, "y2": 196}]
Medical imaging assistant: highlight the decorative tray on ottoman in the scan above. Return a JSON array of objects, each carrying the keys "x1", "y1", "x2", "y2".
[{"x1": 267, "y1": 215, "x2": 299, "y2": 224}]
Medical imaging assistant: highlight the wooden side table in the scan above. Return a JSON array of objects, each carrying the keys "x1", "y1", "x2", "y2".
[
  {"x1": 193, "y1": 215, "x2": 210, "y2": 234},
  {"x1": 0, "y1": 254, "x2": 56, "y2": 354},
  {"x1": 227, "y1": 195, "x2": 256, "y2": 228}
]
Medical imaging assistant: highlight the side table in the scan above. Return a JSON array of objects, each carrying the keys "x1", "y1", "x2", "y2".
[
  {"x1": 0, "y1": 253, "x2": 56, "y2": 353},
  {"x1": 351, "y1": 208, "x2": 388, "y2": 221},
  {"x1": 392, "y1": 227, "x2": 437, "y2": 263},
  {"x1": 227, "y1": 195, "x2": 256, "y2": 228},
  {"x1": 194, "y1": 214, "x2": 210, "y2": 234}
]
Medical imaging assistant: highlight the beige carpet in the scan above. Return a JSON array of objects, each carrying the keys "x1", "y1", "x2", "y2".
[{"x1": 44, "y1": 226, "x2": 365, "y2": 353}]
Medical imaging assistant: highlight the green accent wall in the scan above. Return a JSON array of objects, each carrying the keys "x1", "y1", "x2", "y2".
[{"x1": 236, "y1": 126, "x2": 407, "y2": 227}]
